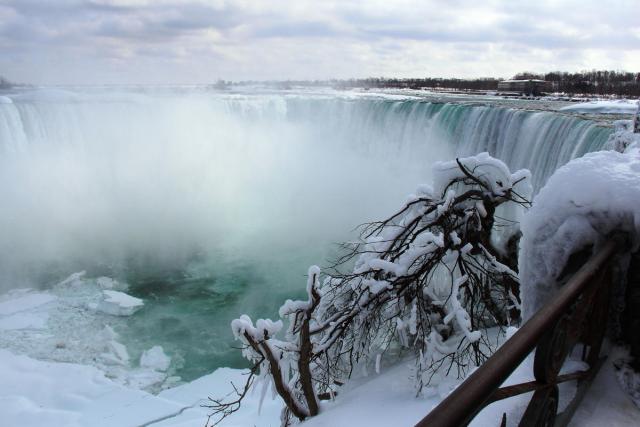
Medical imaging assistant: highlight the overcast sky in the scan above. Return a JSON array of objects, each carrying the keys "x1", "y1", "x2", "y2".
[{"x1": 1, "y1": 0, "x2": 639, "y2": 85}]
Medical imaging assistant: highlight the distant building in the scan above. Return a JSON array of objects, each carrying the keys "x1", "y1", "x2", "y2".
[{"x1": 497, "y1": 79, "x2": 551, "y2": 96}]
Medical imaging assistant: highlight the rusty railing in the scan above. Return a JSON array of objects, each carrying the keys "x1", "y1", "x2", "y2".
[{"x1": 415, "y1": 236, "x2": 625, "y2": 427}]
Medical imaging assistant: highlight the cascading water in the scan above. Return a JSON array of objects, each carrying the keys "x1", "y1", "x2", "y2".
[{"x1": 0, "y1": 88, "x2": 612, "y2": 381}]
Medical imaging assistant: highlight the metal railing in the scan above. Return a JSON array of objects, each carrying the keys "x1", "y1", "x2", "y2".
[{"x1": 415, "y1": 236, "x2": 625, "y2": 427}]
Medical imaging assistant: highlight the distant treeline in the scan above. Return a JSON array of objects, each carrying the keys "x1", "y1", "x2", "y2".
[
  {"x1": 514, "y1": 71, "x2": 640, "y2": 96},
  {"x1": 240, "y1": 70, "x2": 640, "y2": 97},
  {"x1": 331, "y1": 71, "x2": 640, "y2": 96}
]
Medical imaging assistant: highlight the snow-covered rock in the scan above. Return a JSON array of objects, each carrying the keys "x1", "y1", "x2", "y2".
[{"x1": 93, "y1": 290, "x2": 144, "y2": 316}]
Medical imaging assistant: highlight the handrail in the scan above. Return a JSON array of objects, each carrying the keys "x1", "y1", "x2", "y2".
[{"x1": 415, "y1": 237, "x2": 624, "y2": 427}]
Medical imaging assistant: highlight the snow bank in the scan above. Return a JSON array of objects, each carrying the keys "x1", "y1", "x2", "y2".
[
  {"x1": 560, "y1": 99, "x2": 639, "y2": 115},
  {"x1": 0, "y1": 349, "x2": 183, "y2": 427},
  {"x1": 0, "y1": 348, "x2": 282, "y2": 427},
  {"x1": 519, "y1": 131, "x2": 640, "y2": 319}
]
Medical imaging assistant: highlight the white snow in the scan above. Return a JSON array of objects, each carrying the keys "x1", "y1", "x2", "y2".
[
  {"x1": 605, "y1": 120, "x2": 640, "y2": 152},
  {"x1": 3, "y1": 333, "x2": 636, "y2": 427},
  {"x1": 301, "y1": 342, "x2": 591, "y2": 427},
  {"x1": 432, "y1": 151, "x2": 531, "y2": 199},
  {"x1": 519, "y1": 136, "x2": 640, "y2": 319},
  {"x1": 0, "y1": 348, "x2": 282, "y2": 427},
  {"x1": 560, "y1": 99, "x2": 639, "y2": 115},
  {"x1": 569, "y1": 347, "x2": 640, "y2": 426}
]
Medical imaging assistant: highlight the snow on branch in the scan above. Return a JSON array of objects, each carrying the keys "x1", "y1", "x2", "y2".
[{"x1": 209, "y1": 153, "x2": 531, "y2": 426}]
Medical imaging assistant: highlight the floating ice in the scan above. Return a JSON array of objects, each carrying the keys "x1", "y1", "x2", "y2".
[
  {"x1": 140, "y1": 346, "x2": 171, "y2": 372},
  {"x1": 100, "y1": 340, "x2": 130, "y2": 366},
  {"x1": 93, "y1": 290, "x2": 144, "y2": 316},
  {"x1": 0, "y1": 290, "x2": 57, "y2": 316}
]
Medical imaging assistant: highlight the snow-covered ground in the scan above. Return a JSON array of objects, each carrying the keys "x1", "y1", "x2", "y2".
[
  {"x1": 0, "y1": 348, "x2": 282, "y2": 427},
  {"x1": 570, "y1": 347, "x2": 640, "y2": 427},
  {"x1": 3, "y1": 274, "x2": 636, "y2": 427},
  {"x1": 559, "y1": 99, "x2": 639, "y2": 115},
  {"x1": 4, "y1": 325, "x2": 638, "y2": 427}
]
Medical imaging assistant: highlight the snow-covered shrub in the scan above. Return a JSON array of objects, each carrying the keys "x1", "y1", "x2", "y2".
[{"x1": 209, "y1": 153, "x2": 531, "y2": 426}]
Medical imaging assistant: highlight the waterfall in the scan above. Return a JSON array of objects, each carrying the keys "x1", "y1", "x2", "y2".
[
  {"x1": 282, "y1": 97, "x2": 611, "y2": 190},
  {"x1": 0, "y1": 88, "x2": 613, "y2": 378}
]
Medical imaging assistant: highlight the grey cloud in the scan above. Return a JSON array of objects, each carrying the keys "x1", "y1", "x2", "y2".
[
  {"x1": 0, "y1": 0, "x2": 638, "y2": 84},
  {"x1": 251, "y1": 21, "x2": 339, "y2": 39}
]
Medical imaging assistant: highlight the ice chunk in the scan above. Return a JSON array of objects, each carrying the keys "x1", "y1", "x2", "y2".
[
  {"x1": 140, "y1": 346, "x2": 171, "y2": 372},
  {"x1": 56, "y1": 271, "x2": 87, "y2": 288},
  {"x1": 0, "y1": 291, "x2": 56, "y2": 316},
  {"x1": 94, "y1": 290, "x2": 143, "y2": 316},
  {"x1": 0, "y1": 312, "x2": 48, "y2": 330},
  {"x1": 100, "y1": 340, "x2": 130, "y2": 366}
]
